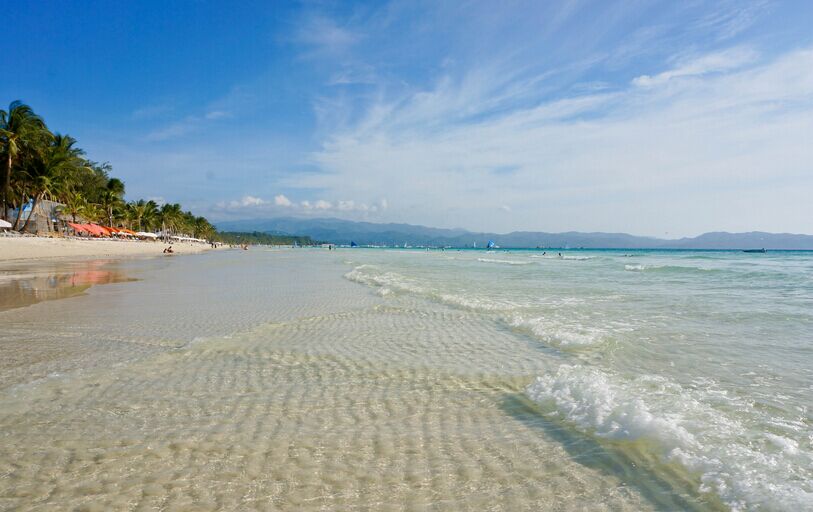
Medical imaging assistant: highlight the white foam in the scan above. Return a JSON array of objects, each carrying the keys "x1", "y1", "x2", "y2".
[
  {"x1": 529, "y1": 255, "x2": 593, "y2": 260},
  {"x1": 526, "y1": 365, "x2": 813, "y2": 511},
  {"x1": 345, "y1": 265, "x2": 515, "y2": 311},
  {"x1": 526, "y1": 366, "x2": 696, "y2": 444},
  {"x1": 476, "y1": 258, "x2": 534, "y2": 265},
  {"x1": 509, "y1": 315, "x2": 606, "y2": 347},
  {"x1": 624, "y1": 264, "x2": 712, "y2": 272}
]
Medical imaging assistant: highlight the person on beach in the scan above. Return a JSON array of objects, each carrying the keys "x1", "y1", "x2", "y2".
[{"x1": 163, "y1": 246, "x2": 174, "y2": 254}]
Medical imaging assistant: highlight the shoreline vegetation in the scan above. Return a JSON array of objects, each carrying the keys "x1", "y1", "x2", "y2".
[
  {"x1": 0, "y1": 100, "x2": 322, "y2": 260},
  {"x1": 1, "y1": 100, "x2": 217, "y2": 241},
  {"x1": 216, "y1": 231, "x2": 320, "y2": 246}
]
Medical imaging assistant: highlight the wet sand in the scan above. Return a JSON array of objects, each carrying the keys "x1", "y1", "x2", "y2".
[{"x1": 0, "y1": 250, "x2": 709, "y2": 511}]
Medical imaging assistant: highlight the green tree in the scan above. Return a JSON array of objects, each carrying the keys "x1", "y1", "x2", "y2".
[
  {"x1": 127, "y1": 199, "x2": 159, "y2": 231},
  {"x1": 159, "y1": 203, "x2": 183, "y2": 238},
  {"x1": 96, "y1": 177, "x2": 125, "y2": 226},
  {"x1": 0, "y1": 101, "x2": 50, "y2": 220},
  {"x1": 19, "y1": 134, "x2": 82, "y2": 232},
  {"x1": 58, "y1": 192, "x2": 87, "y2": 223}
]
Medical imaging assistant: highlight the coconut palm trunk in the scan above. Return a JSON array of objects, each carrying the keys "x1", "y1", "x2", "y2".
[
  {"x1": 12, "y1": 195, "x2": 26, "y2": 230},
  {"x1": 2, "y1": 153, "x2": 11, "y2": 220},
  {"x1": 20, "y1": 193, "x2": 41, "y2": 232}
]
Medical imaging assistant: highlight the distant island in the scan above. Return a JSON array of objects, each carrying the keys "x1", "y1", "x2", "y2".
[
  {"x1": 217, "y1": 231, "x2": 321, "y2": 246},
  {"x1": 217, "y1": 217, "x2": 813, "y2": 250}
]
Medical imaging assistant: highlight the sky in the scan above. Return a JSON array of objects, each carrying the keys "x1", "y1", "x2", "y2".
[{"x1": 4, "y1": 0, "x2": 813, "y2": 237}]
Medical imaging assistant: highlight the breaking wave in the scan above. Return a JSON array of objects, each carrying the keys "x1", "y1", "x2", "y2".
[
  {"x1": 508, "y1": 315, "x2": 607, "y2": 347},
  {"x1": 477, "y1": 258, "x2": 534, "y2": 265},
  {"x1": 345, "y1": 265, "x2": 518, "y2": 311},
  {"x1": 624, "y1": 264, "x2": 714, "y2": 273},
  {"x1": 526, "y1": 365, "x2": 813, "y2": 511}
]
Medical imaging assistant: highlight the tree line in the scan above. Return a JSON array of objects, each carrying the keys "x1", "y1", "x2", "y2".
[
  {"x1": 0, "y1": 100, "x2": 216, "y2": 239},
  {"x1": 216, "y1": 231, "x2": 321, "y2": 246}
]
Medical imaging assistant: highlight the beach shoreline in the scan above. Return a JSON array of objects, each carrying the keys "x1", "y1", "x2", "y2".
[{"x1": 0, "y1": 236, "x2": 216, "y2": 262}]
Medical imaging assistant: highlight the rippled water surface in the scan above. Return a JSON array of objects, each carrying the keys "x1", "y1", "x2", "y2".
[{"x1": 1, "y1": 248, "x2": 811, "y2": 511}]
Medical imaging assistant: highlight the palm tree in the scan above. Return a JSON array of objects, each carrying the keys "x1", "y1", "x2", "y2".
[
  {"x1": 193, "y1": 216, "x2": 215, "y2": 240},
  {"x1": 126, "y1": 199, "x2": 159, "y2": 231},
  {"x1": 8, "y1": 173, "x2": 31, "y2": 230},
  {"x1": 142, "y1": 200, "x2": 159, "y2": 231},
  {"x1": 159, "y1": 203, "x2": 183, "y2": 239},
  {"x1": 19, "y1": 136, "x2": 80, "y2": 232},
  {"x1": 59, "y1": 191, "x2": 87, "y2": 223},
  {"x1": 79, "y1": 202, "x2": 103, "y2": 224},
  {"x1": 106, "y1": 177, "x2": 125, "y2": 197},
  {"x1": 97, "y1": 177, "x2": 125, "y2": 226},
  {"x1": 99, "y1": 189, "x2": 122, "y2": 227},
  {"x1": 0, "y1": 101, "x2": 50, "y2": 220}
]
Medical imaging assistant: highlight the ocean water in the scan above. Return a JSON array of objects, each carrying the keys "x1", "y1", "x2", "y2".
[{"x1": 1, "y1": 248, "x2": 811, "y2": 511}]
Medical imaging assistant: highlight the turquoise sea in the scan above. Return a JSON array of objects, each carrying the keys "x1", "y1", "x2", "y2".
[
  {"x1": 1, "y1": 248, "x2": 810, "y2": 511},
  {"x1": 346, "y1": 248, "x2": 813, "y2": 510}
]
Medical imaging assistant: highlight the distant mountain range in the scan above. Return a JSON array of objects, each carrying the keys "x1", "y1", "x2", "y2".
[{"x1": 216, "y1": 217, "x2": 813, "y2": 250}]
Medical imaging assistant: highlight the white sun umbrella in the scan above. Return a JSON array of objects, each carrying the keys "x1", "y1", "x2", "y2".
[{"x1": 0, "y1": 219, "x2": 12, "y2": 229}]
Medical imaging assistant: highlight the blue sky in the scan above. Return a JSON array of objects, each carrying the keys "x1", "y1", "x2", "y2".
[{"x1": 4, "y1": 0, "x2": 813, "y2": 236}]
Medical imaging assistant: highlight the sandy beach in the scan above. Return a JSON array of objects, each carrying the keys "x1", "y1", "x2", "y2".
[
  {"x1": 1, "y1": 249, "x2": 810, "y2": 510},
  {"x1": 0, "y1": 236, "x2": 213, "y2": 261},
  {"x1": 0, "y1": 249, "x2": 706, "y2": 511}
]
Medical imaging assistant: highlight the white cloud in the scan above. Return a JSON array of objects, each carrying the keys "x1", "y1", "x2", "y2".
[
  {"x1": 213, "y1": 195, "x2": 376, "y2": 217},
  {"x1": 296, "y1": 15, "x2": 359, "y2": 57},
  {"x1": 132, "y1": 104, "x2": 173, "y2": 120},
  {"x1": 274, "y1": 194, "x2": 292, "y2": 206},
  {"x1": 296, "y1": 47, "x2": 813, "y2": 236},
  {"x1": 205, "y1": 110, "x2": 230, "y2": 120},
  {"x1": 146, "y1": 108, "x2": 232, "y2": 141},
  {"x1": 237, "y1": 195, "x2": 266, "y2": 207},
  {"x1": 632, "y1": 47, "x2": 758, "y2": 87},
  {"x1": 145, "y1": 117, "x2": 200, "y2": 141}
]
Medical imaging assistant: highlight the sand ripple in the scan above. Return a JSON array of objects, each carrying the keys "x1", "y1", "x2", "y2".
[{"x1": 0, "y1": 251, "x2": 701, "y2": 511}]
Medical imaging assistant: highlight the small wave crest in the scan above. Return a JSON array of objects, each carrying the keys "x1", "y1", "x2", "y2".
[
  {"x1": 526, "y1": 365, "x2": 813, "y2": 511},
  {"x1": 345, "y1": 265, "x2": 516, "y2": 311},
  {"x1": 509, "y1": 315, "x2": 606, "y2": 347},
  {"x1": 529, "y1": 255, "x2": 594, "y2": 260},
  {"x1": 624, "y1": 264, "x2": 713, "y2": 273},
  {"x1": 477, "y1": 258, "x2": 534, "y2": 265}
]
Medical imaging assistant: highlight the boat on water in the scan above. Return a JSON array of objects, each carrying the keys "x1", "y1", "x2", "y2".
[{"x1": 743, "y1": 248, "x2": 767, "y2": 253}]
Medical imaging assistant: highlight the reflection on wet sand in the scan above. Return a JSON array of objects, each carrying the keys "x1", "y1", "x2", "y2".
[{"x1": 0, "y1": 260, "x2": 135, "y2": 312}]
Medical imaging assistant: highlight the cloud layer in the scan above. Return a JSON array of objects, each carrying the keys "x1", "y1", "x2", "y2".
[
  {"x1": 57, "y1": 0, "x2": 813, "y2": 237},
  {"x1": 299, "y1": 44, "x2": 813, "y2": 235}
]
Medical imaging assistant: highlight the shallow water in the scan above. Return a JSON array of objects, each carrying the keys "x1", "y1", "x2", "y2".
[{"x1": 0, "y1": 248, "x2": 810, "y2": 510}]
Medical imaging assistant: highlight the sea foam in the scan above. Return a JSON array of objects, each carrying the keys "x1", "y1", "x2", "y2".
[
  {"x1": 526, "y1": 365, "x2": 813, "y2": 511},
  {"x1": 508, "y1": 315, "x2": 607, "y2": 347},
  {"x1": 476, "y1": 258, "x2": 534, "y2": 265}
]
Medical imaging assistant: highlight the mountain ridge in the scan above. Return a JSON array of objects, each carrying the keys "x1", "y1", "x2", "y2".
[{"x1": 216, "y1": 217, "x2": 813, "y2": 249}]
